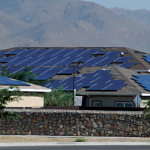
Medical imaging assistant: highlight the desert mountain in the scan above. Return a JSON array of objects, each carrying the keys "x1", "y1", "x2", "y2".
[
  {"x1": 0, "y1": 0, "x2": 150, "y2": 52},
  {"x1": 110, "y1": 7, "x2": 150, "y2": 27},
  {"x1": 12, "y1": 20, "x2": 113, "y2": 47},
  {"x1": 0, "y1": 11, "x2": 31, "y2": 33}
]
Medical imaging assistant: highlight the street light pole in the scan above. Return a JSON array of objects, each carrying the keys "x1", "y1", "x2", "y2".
[
  {"x1": 73, "y1": 62, "x2": 83, "y2": 106},
  {"x1": 73, "y1": 65, "x2": 75, "y2": 106}
]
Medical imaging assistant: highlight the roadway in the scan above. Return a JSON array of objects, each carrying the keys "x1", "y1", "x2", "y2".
[{"x1": 1, "y1": 146, "x2": 150, "y2": 150}]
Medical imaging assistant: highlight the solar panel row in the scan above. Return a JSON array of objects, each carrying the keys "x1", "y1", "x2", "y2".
[
  {"x1": 46, "y1": 70, "x2": 127, "y2": 91},
  {"x1": 0, "y1": 76, "x2": 30, "y2": 86},
  {"x1": 0, "y1": 48, "x2": 137, "y2": 82},
  {"x1": 119, "y1": 62, "x2": 137, "y2": 68},
  {"x1": 143, "y1": 55, "x2": 150, "y2": 64},
  {"x1": 132, "y1": 75, "x2": 150, "y2": 91}
]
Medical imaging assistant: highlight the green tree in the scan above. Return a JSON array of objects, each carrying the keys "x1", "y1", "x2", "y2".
[
  {"x1": 143, "y1": 100, "x2": 150, "y2": 119},
  {"x1": 0, "y1": 66, "x2": 51, "y2": 86},
  {"x1": 44, "y1": 87, "x2": 73, "y2": 106},
  {"x1": 0, "y1": 86, "x2": 23, "y2": 121}
]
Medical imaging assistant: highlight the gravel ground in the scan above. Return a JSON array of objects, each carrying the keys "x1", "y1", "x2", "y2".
[{"x1": 0, "y1": 136, "x2": 150, "y2": 143}]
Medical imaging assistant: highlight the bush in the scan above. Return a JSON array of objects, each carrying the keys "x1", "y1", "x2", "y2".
[
  {"x1": 75, "y1": 137, "x2": 86, "y2": 142},
  {"x1": 44, "y1": 86, "x2": 73, "y2": 106},
  {"x1": 143, "y1": 100, "x2": 150, "y2": 119},
  {"x1": 0, "y1": 86, "x2": 23, "y2": 121}
]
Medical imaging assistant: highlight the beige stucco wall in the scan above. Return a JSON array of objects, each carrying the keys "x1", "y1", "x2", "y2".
[
  {"x1": 86, "y1": 96, "x2": 135, "y2": 107},
  {"x1": 6, "y1": 96, "x2": 44, "y2": 107}
]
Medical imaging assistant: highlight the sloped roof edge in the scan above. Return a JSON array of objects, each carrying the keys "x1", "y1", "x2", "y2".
[
  {"x1": 76, "y1": 92, "x2": 138, "y2": 96},
  {"x1": 77, "y1": 92, "x2": 150, "y2": 96},
  {"x1": 0, "y1": 88, "x2": 51, "y2": 93}
]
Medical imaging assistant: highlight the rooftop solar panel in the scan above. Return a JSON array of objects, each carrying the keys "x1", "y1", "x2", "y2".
[
  {"x1": 119, "y1": 62, "x2": 137, "y2": 68},
  {"x1": 37, "y1": 74, "x2": 55, "y2": 80},
  {"x1": 142, "y1": 55, "x2": 150, "y2": 64},
  {"x1": 48, "y1": 69, "x2": 127, "y2": 91},
  {"x1": 113, "y1": 57, "x2": 133, "y2": 63},
  {"x1": 132, "y1": 75, "x2": 150, "y2": 92},
  {"x1": 0, "y1": 76, "x2": 30, "y2": 86},
  {"x1": 0, "y1": 48, "x2": 138, "y2": 91}
]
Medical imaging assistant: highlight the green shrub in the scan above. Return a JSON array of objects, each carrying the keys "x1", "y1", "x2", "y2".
[
  {"x1": 44, "y1": 86, "x2": 73, "y2": 106},
  {"x1": 75, "y1": 137, "x2": 86, "y2": 142}
]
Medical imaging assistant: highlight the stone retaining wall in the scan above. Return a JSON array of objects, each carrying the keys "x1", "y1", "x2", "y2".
[{"x1": 0, "y1": 109, "x2": 150, "y2": 137}]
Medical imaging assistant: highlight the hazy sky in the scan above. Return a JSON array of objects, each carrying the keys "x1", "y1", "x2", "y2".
[{"x1": 84, "y1": 0, "x2": 150, "y2": 10}]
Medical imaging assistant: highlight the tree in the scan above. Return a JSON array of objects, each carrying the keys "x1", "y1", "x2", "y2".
[
  {"x1": 44, "y1": 87, "x2": 73, "y2": 106},
  {"x1": 0, "y1": 66, "x2": 51, "y2": 86},
  {"x1": 0, "y1": 86, "x2": 23, "y2": 121},
  {"x1": 143, "y1": 100, "x2": 150, "y2": 119}
]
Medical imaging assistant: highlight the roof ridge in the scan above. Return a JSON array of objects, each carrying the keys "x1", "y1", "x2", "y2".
[{"x1": 110, "y1": 66, "x2": 141, "y2": 93}]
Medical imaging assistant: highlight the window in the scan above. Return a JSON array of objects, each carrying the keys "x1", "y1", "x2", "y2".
[
  {"x1": 115, "y1": 102, "x2": 133, "y2": 107},
  {"x1": 93, "y1": 101, "x2": 101, "y2": 107}
]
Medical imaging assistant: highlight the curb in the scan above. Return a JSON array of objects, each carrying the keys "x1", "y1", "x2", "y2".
[{"x1": 0, "y1": 142, "x2": 150, "y2": 147}]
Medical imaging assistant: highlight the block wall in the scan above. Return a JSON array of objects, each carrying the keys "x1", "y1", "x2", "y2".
[{"x1": 0, "y1": 109, "x2": 150, "y2": 137}]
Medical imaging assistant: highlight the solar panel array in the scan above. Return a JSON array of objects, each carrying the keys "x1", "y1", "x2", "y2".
[
  {"x1": 132, "y1": 75, "x2": 150, "y2": 91},
  {"x1": 45, "y1": 70, "x2": 127, "y2": 91},
  {"x1": 0, "y1": 48, "x2": 137, "y2": 81},
  {"x1": 0, "y1": 76, "x2": 30, "y2": 86},
  {"x1": 0, "y1": 48, "x2": 137, "y2": 91},
  {"x1": 143, "y1": 55, "x2": 150, "y2": 64}
]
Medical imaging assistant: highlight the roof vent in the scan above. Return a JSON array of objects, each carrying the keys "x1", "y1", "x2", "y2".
[{"x1": 120, "y1": 52, "x2": 124, "y2": 57}]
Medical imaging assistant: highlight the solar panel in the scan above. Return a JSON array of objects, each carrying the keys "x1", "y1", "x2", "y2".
[
  {"x1": 37, "y1": 74, "x2": 55, "y2": 80},
  {"x1": 103, "y1": 83, "x2": 128, "y2": 91},
  {"x1": 132, "y1": 75, "x2": 150, "y2": 91},
  {"x1": 86, "y1": 83, "x2": 127, "y2": 91},
  {"x1": 113, "y1": 57, "x2": 133, "y2": 63},
  {"x1": 48, "y1": 69, "x2": 127, "y2": 91},
  {"x1": 0, "y1": 76, "x2": 30, "y2": 86},
  {"x1": 142, "y1": 55, "x2": 150, "y2": 64},
  {"x1": 119, "y1": 62, "x2": 137, "y2": 68}
]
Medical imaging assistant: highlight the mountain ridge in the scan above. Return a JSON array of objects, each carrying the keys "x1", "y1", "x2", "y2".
[
  {"x1": 0, "y1": 0, "x2": 150, "y2": 53},
  {"x1": 110, "y1": 7, "x2": 150, "y2": 27}
]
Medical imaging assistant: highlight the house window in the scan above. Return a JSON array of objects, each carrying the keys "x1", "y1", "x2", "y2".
[
  {"x1": 93, "y1": 101, "x2": 101, "y2": 107},
  {"x1": 115, "y1": 102, "x2": 133, "y2": 107}
]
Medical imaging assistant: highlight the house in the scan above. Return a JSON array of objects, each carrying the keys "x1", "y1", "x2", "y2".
[
  {"x1": 0, "y1": 47, "x2": 150, "y2": 107},
  {"x1": 0, "y1": 76, "x2": 51, "y2": 107},
  {"x1": 76, "y1": 65, "x2": 150, "y2": 107}
]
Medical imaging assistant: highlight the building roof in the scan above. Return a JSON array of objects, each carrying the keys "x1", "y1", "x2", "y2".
[
  {"x1": 1, "y1": 46, "x2": 150, "y2": 69},
  {"x1": 0, "y1": 77, "x2": 51, "y2": 93},
  {"x1": 78, "y1": 65, "x2": 149, "y2": 93},
  {"x1": 76, "y1": 65, "x2": 150, "y2": 96},
  {"x1": 0, "y1": 47, "x2": 150, "y2": 95}
]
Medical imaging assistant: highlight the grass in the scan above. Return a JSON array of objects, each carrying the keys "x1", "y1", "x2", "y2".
[{"x1": 75, "y1": 137, "x2": 86, "y2": 142}]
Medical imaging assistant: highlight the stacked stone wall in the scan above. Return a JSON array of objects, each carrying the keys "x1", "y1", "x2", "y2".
[{"x1": 0, "y1": 109, "x2": 150, "y2": 137}]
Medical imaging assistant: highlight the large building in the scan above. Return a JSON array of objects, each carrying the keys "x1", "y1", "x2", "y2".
[{"x1": 0, "y1": 47, "x2": 150, "y2": 107}]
